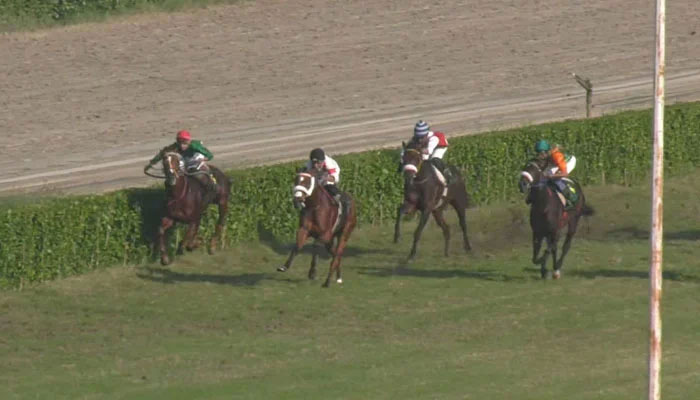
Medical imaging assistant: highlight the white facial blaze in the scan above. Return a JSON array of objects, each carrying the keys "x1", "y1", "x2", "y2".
[{"x1": 292, "y1": 173, "x2": 315, "y2": 198}]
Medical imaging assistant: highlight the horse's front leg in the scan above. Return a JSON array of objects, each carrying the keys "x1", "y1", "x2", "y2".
[
  {"x1": 278, "y1": 227, "x2": 309, "y2": 272},
  {"x1": 532, "y1": 234, "x2": 544, "y2": 264},
  {"x1": 408, "y1": 210, "x2": 431, "y2": 262},
  {"x1": 394, "y1": 202, "x2": 413, "y2": 244},
  {"x1": 554, "y1": 229, "x2": 577, "y2": 279},
  {"x1": 158, "y1": 217, "x2": 175, "y2": 265},
  {"x1": 184, "y1": 222, "x2": 200, "y2": 252},
  {"x1": 324, "y1": 229, "x2": 353, "y2": 288},
  {"x1": 308, "y1": 241, "x2": 322, "y2": 280},
  {"x1": 540, "y1": 235, "x2": 559, "y2": 280}
]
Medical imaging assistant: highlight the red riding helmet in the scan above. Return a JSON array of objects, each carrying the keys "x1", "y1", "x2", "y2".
[{"x1": 176, "y1": 130, "x2": 192, "y2": 141}]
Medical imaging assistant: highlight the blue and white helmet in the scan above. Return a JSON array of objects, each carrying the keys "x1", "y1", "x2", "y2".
[{"x1": 414, "y1": 120, "x2": 430, "y2": 137}]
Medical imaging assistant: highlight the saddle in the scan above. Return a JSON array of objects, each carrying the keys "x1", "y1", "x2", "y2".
[{"x1": 548, "y1": 177, "x2": 578, "y2": 210}]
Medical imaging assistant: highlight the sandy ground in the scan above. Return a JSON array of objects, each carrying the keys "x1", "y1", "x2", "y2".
[{"x1": 1, "y1": 0, "x2": 699, "y2": 195}]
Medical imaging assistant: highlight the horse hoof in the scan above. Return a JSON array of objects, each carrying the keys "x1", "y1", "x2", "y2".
[
  {"x1": 161, "y1": 257, "x2": 171, "y2": 266},
  {"x1": 308, "y1": 273, "x2": 317, "y2": 280},
  {"x1": 277, "y1": 266, "x2": 287, "y2": 272},
  {"x1": 336, "y1": 278, "x2": 343, "y2": 284},
  {"x1": 322, "y1": 282, "x2": 330, "y2": 288},
  {"x1": 553, "y1": 270, "x2": 561, "y2": 280}
]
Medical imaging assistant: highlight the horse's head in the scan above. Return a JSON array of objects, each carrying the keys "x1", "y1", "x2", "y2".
[
  {"x1": 401, "y1": 143, "x2": 424, "y2": 183},
  {"x1": 292, "y1": 171, "x2": 317, "y2": 209},
  {"x1": 161, "y1": 152, "x2": 185, "y2": 186},
  {"x1": 519, "y1": 158, "x2": 547, "y2": 194}
]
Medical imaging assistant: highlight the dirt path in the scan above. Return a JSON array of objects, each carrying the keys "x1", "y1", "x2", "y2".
[{"x1": 1, "y1": 0, "x2": 699, "y2": 195}]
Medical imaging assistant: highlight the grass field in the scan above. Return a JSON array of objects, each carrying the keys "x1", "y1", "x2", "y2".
[{"x1": 2, "y1": 172, "x2": 700, "y2": 399}]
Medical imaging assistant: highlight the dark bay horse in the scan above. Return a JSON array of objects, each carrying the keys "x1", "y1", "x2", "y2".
[
  {"x1": 394, "y1": 144, "x2": 472, "y2": 261},
  {"x1": 277, "y1": 170, "x2": 357, "y2": 287},
  {"x1": 519, "y1": 158, "x2": 594, "y2": 279},
  {"x1": 156, "y1": 152, "x2": 231, "y2": 265}
]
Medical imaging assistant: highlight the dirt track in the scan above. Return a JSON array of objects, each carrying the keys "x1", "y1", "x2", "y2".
[{"x1": 1, "y1": 0, "x2": 699, "y2": 195}]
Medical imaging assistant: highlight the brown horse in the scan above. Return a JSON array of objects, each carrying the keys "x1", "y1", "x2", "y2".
[
  {"x1": 519, "y1": 158, "x2": 594, "y2": 279},
  {"x1": 156, "y1": 152, "x2": 231, "y2": 265},
  {"x1": 277, "y1": 170, "x2": 357, "y2": 287},
  {"x1": 394, "y1": 143, "x2": 472, "y2": 261}
]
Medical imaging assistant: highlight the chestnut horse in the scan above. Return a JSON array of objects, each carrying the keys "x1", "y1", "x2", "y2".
[
  {"x1": 519, "y1": 158, "x2": 594, "y2": 279},
  {"x1": 277, "y1": 170, "x2": 357, "y2": 287},
  {"x1": 156, "y1": 152, "x2": 231, "y2": 265},
  {"x1": 394, "y1": 143, "x2": 472, "y2": 261}
]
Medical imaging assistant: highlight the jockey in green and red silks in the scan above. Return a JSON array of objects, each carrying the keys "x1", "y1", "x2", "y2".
[{"x1": 144, "y1": 130, "x2": 218, "y2": 192}]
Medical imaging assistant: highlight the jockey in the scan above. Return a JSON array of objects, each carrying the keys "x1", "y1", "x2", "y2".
[
  {"x1": 144, "y1": 130, "x2": 218, "y2": 192},
  {"x1": 534, "y1": 139, "x2": 578, "y2": 208},
  {"x1": 409, "y1": 120, "x2": 453, "y2": 183},
  {"x1": 304, "y1": 148, "x2": 346, "y2": 208}
]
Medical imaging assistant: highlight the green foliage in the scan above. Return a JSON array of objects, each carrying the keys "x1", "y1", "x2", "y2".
[
  {"x1": 2, "y1": 102, "x2": 700, "y2": 288},
  {"x1": 0, "y1": 0, "x2": 241, "y2": 29}
]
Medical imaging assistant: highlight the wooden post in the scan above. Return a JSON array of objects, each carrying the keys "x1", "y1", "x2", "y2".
[
  {"x1": 572, "y1": 73, "x2": 593, "y2": 118},
  {"x1": 649, "y1": 0, "x2": 665, "y2": 399}
]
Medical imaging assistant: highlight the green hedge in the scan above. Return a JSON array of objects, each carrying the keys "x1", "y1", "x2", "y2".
[
  {"x1": 2, "y1": 103, "x2": 700, "y2": 288},
  {"x1": 0, "y1": 0, "x2": 238, "y2": 27}
]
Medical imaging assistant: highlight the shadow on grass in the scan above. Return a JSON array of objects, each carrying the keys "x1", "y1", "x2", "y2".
[
  {"x1": 569, "y1": 268, "x2": 700, "y2": 283},
  {"x1": 136, "y1": 267, "x2": 302, "y2": 286},
  {"x1": 357, "y1": 265, "x2": 526, "y2": 282},
  {"x1": 256, "y1": 222, "x2": 385, "y2": 258},
  {"x1": 606, "y1": 227, "x2": 700, "y2": 241}
]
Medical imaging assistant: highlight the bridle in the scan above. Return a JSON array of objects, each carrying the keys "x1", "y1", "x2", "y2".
[
  {"x1": 401, "y1": 148, "x2": 423, "y2": 176},
  {"x1": 292, "y1": 172, "x2": 316, "y2": 208},
  {"x1": 163, "y1": 152, "x2": 189, "y2": 203},
  {"x1": 519, "y1": 160, "x2": 547, "y2": 195}
]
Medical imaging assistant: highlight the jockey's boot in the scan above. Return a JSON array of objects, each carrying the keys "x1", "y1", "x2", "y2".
[
  {"x1": 443, "y1": 167, "x2": 455, "y2": 185},
  {"x1": 206, "y1": 172, "x2": 218, "y2": 193},
  {"x1": 195, "y1": 174, "x2": 218, "y2": 195},
  {"x1": 324, "y1": 184, "x2": 341, "y2": 207},
  {"x1": 430, "y1": 158, "x2": 452, "y2": 184}
]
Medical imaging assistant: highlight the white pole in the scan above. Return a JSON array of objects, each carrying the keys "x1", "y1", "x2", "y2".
[{"x1": 649, "y1": 0, "x2": 665, "y2": 398}]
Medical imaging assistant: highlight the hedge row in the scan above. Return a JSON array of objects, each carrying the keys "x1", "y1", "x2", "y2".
[
  {"x1": 2, "y1": 103, "x2": 700, "y2": 288},
  {"x1": 0, "y1": 0, "x2": 236, "y2": 26}
]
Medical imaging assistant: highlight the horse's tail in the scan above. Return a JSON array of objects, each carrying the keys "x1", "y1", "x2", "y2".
[{"x1": 582, "y1": 204, "x2": 595, "y2": 216}]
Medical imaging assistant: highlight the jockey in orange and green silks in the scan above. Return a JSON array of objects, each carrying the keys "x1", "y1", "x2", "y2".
[
  {"x1": 534, "y1": 139, "x2": 576, "y2": 177},
  {"x1": 144, "y1": 130, "x2": 218, "y2": 192},
  {"x1": 534, "y1": 139, "x2": 578, "y2": 207}
]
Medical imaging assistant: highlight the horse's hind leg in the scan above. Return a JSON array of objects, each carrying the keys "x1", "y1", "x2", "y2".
[
  {"x1": 209, "y1": 200, "x2": 229, "y2": 254},
  {"x1": 408, "y1": 211, "x2": 431, "y2": 262},
  {"x1": 554, "y1": 220, "x2": 579, "y2": 279},
  {"x1": 324, "y1": 227, "x2": 353, "y2": 288},
  {"x1": 158, "y1": 217, "x2": 175, "y2": 265},
  {"x1": 451, "y1": 198, "x2": 471, "y2": 252},
  {"x1": 432, "y1": 209, "x2": 451, "y2": 256},
  {"x1": 278, "y1": 228, "x2": 309, "y2": 272}
]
